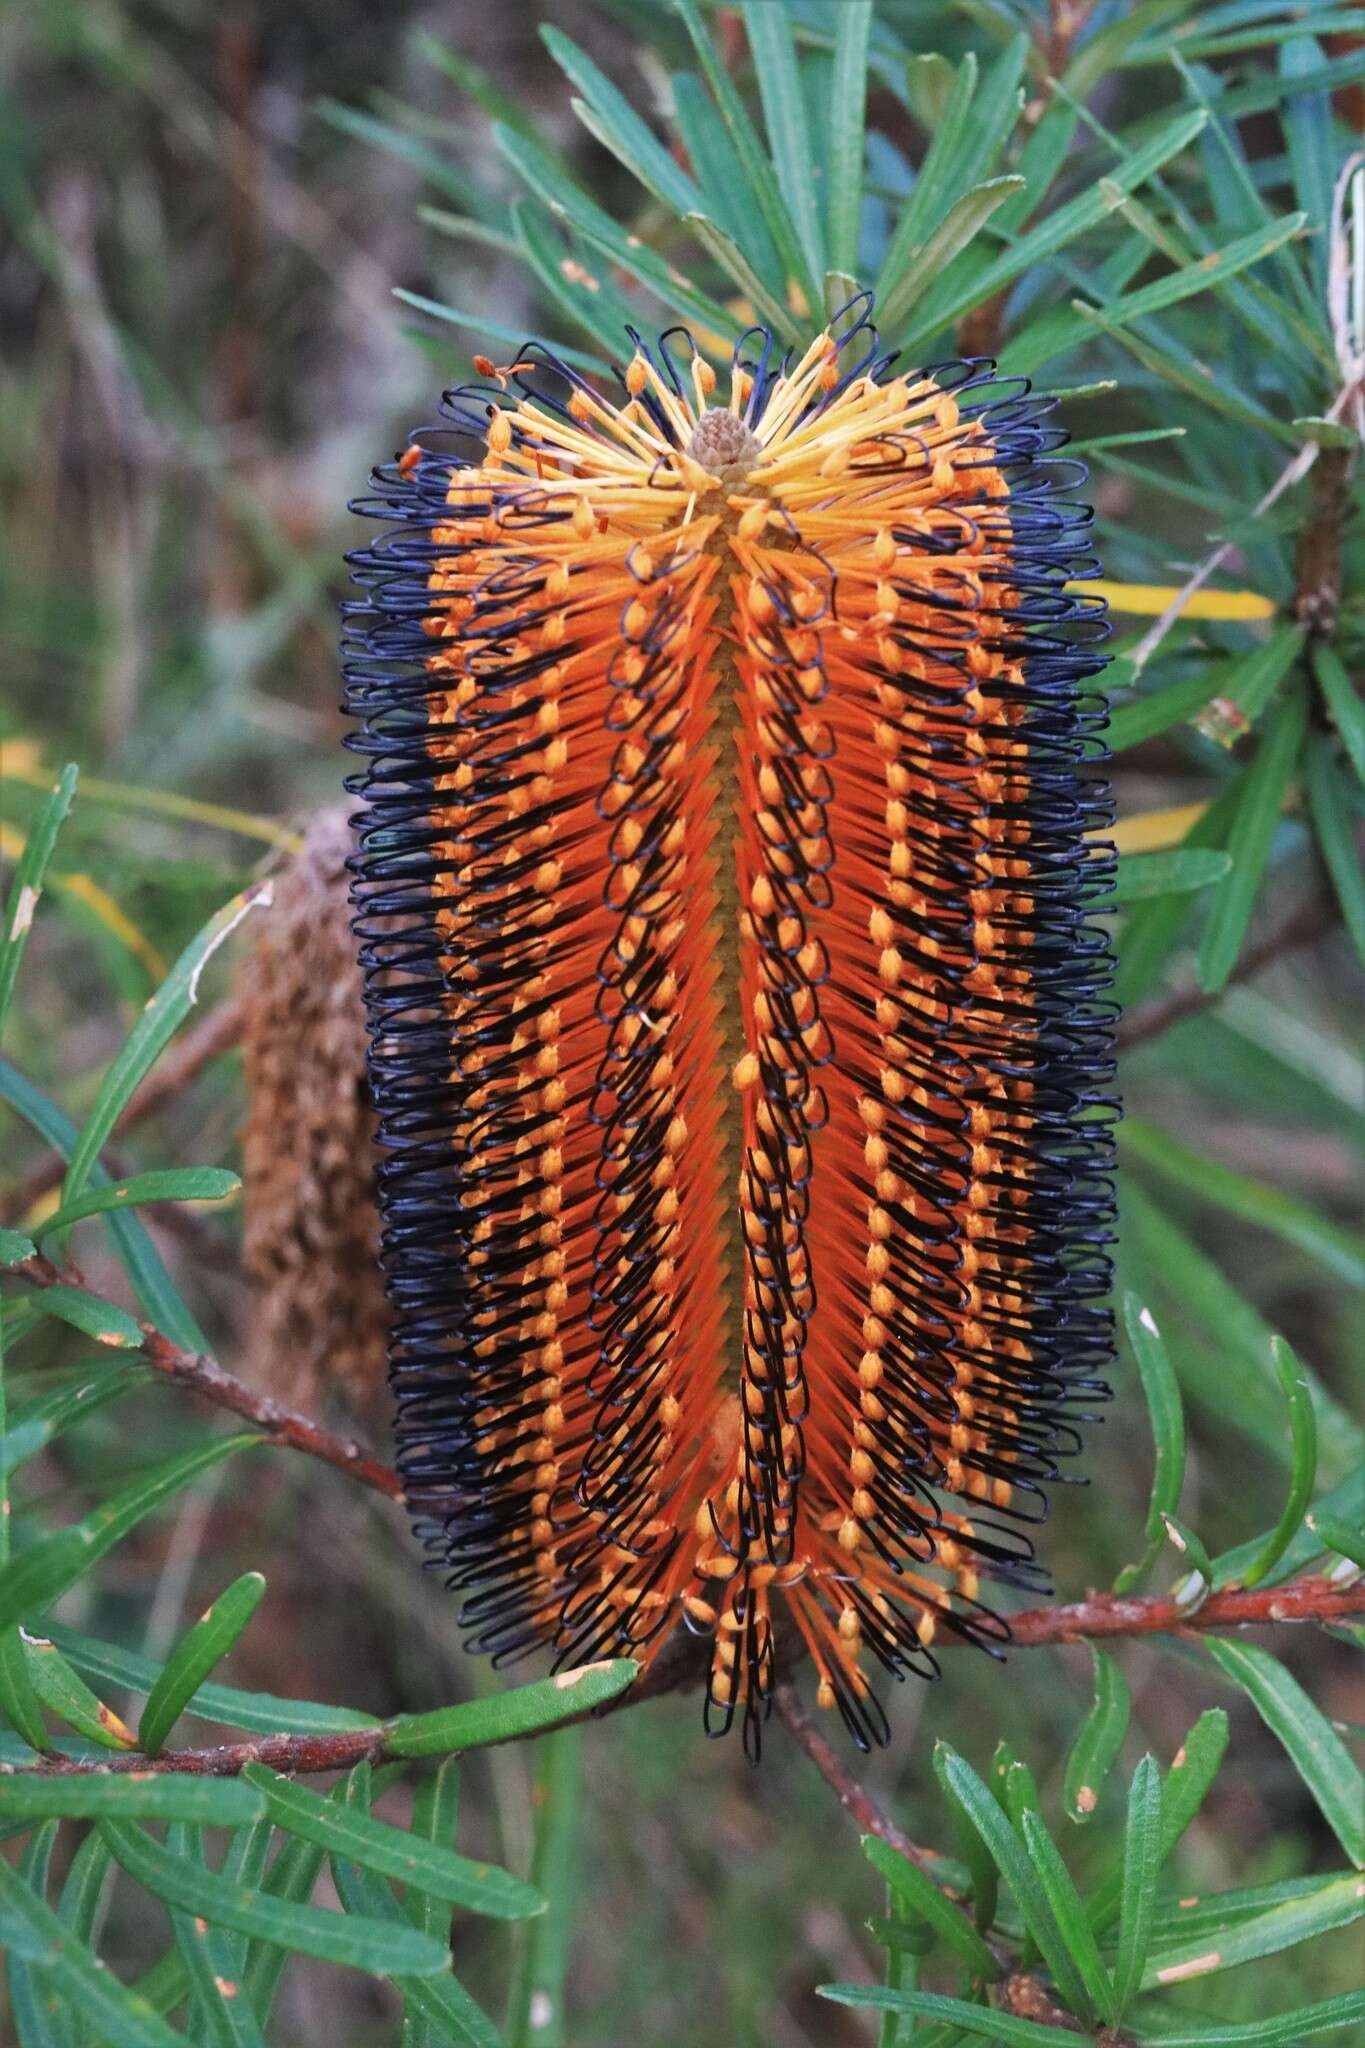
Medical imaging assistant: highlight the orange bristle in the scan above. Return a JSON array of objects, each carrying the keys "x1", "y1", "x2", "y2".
[{"x1": 345, "y1": 301, "x2": 1118, "y2": 1757}]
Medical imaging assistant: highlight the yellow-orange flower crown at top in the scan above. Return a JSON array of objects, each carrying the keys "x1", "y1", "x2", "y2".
[{"x1": 343, "y1": 297, "x2": 1119, "y2": 1756}]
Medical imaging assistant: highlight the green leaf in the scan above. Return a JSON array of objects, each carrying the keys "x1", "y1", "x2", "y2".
[
  {"x1": 21, "y1": 1285, "x2": 143, "y2": 1350},
  {"x1": 240, "y1": 1762, "x2": 541, "y2": 1921},
  {"x1": 907, "y1": 106, "x2": 1209, "y2": 354},
  {"x1": 875, "y1": 54, "x2": 978, "y2": 307},
  {"x1": 0, "y1": 1434, "x2": 261, "y2": 1630},
  {"x1": 1009, "y1": 211, "x2": 1306, "y2": 376},
  {"x1": 1306, "y1": 734, "x2": 1365, "y2": 963},
  {"x1": 164, "y1": 1823, "x2": 267, "y2": 2048},
  {"x1": 315, "y1": 99, "x2": 487, "y2": 215},
  {"x1": 1307, "y1": 1511, "x2": 1365, "y2": 1573},
  {"x1": 0, "y1": 1622, "x2": 50, "y2": 1753},
  {"x1": 0, "y1": 1227, "x2": 37, "y2": 1267},
  {"x1": 0, "y1": 1849, "x2": 189, "y2": 2048},
  {"x1": 239, "y1": 1830, "x2": 327, "y2": 2024},
  {"x1": 0, "y1": 764, "x2": 78, "y2": 1045},
  {"x1": 507, "y1": 198, "x2": 640, "y2": 360},
  {"x1": 1136, "y1": 1992, "x2": 1365, "y2": 2045},
  {"x1": 47, "y1": 1623, "x2": 377, "y2": 1737},
  {"x1": 740, "y1": 2, "x2": 824, "y2": 294},
  {"x1": 1114, "y1": 1297, "x2": 1185, "y2": 1594},
  {"x1": 1113, "y1": 781, "x2": 1242, "y2": 1007},
  {"x1": 508, "y1": 1729, "x2": 582, "y2": 2048},
  {"x1": 414, "y1": 30, "x2": 545, "y2": 148},
  {"x1": 861, "y1": 1836, "x2": 999, "y2": 1981},
  {"x1": 392, "y1": 291, "x2": 609, "y2": 376},
  {"x1": 405, "y1": 1759, "x2": 461, "y2": 2048},
  {"x1": 98, "y1": 1818, "x2": 451, "y2": 1976},
  {"x1": 933, "y1": 1746, "x2": 1092, "y2": 2019},
  {"x1": 0, "y1": 1774, "x2": 264, "y2": 1825},
  {"x1": 8, "y1": 1820, "x2": 72, "y2": 2048},
  {"x1": 387, "y1": 1659, "x2": 636, "y2": 1757},
  {"x1": 1090, "y1": 1710, "x2": 1229, "y2": 1937},
  {"x1": 2, "y1": 1363, "x2": 145, "y2": 1478},
  {"x1": 0, "y1": 1059, "x2": 207, "y2": 1355},
  {"x1": 332, "y1": 1768, "x2": 506, "y2": 2048},
  {"x1": 682, "y1": 211, "x2": 801, "y2": 344},
  {"x1": 139, "y1": 1572, "x2": 267, "y2": 1755},
  {"x1": 673, "y1": 0, "x2": 817, "y2": 311},
  {"x1": 539, "y1": 26, "x2": 698, "y2": 221},
  {"x1": 818, "y1": 1987, "x2": 1070, "y2": 2045},
  {"x1": 1203, "y1": 1639, "x2": 1364, "y2": 1866},
  {"x1": 1237, "y1": 1337, "x2": 1317, "y2": 1588},
  {"x1": 669, "y1": 73, "x2": 778, "y2": 285},
  {"x1": 1313, "y1": 644, "x2": 1365, "y2": 784},
  {"x1": 1111, "y1": 848, "x2": 1232, "y2": 905},
  {"x1": 1144, "y1": 1868, "x2": 1365, "y2": 1990},
  {"x1": 1064, "y1": 1644, "x2": 1132, "y2": 1822},
  {"x1": 1197, "y1": 680, "x2": 1308, "y2": 993},
  {"x1": 24, "y1": 1631, "x2": 138, "y2": 1751},
  {"x1": 1192, "y1": 625, "x2": 1309, "y2": 748},
  {"x1": 1019, "y1": 1811, "x2": 1115, "y2": 2024},
  {"x1": 59, "y1": 884, "x2": 271, "y2": 1219},
  {"x1": 825, "y1": 2, "x2": 870, "y2": 279},
  {"x1": 1114, "y1": 1756, "x2": 1162, "y2": 2014},
  {"x1": 1120, "y1": 1120, "x2": 1365, "y2": 1290},
  {"x1": 34, "y1": 1170, "x2": 239, "y2": 1243},
  {"x1": 878, "y1": 177, "x2": 1024, "y2": 334}
]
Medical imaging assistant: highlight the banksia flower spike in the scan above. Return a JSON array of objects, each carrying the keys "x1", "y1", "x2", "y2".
[{"x1": 344, "y1": 300, "x2": 1118, "y2": 1756}]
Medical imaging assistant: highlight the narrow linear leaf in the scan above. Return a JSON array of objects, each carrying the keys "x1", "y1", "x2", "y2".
[
  {"x1": 1307, "y1": 1512, "x2": 1365, "y2": 1573},
  {"x1": 878, "y1": 177, "x2": 1023, "y2": 334},
  {"x1": 818, "y1": 1986, "x2": 1069, "y2": 2045},
  {"x1": 740, "y1": 1, "x2": 824, "y2": 290},
  {"x1": 508, "y1": 1729, "x2": 581, "y2": 2048},
  {"x1": 1238, "y1": 1338, "x2": 1317, "y2": 1588},
  {"x1": 1064, "y1": 1644, "x2": 1132, "y2": 1821},
  {"x1": 1192, "y1": 625, "x2": 1307, "y2": 747},
  {"x1": 35, "y1": 1171, "x2": 239, "y2": 1242},
  {"x1": 1019, "y1": 1811, "x2": 1116, "y2": 2024},
  {"x1": 393, "y1": 292, "x2": 608, "y2": 376},
  {"x1": 388, "y1": 1659, "x2": 636, "y2": 1757},
  {"x1": 1306, "y1": 734, "x2": 1365, "y2": 964},
  {"x1": 862, "y1": 1836, "x2": 999, "y2": 1980},
  {"x1": 166, "y1": 1824, "x2": 267, "y2": 2048},
  {"x1": 240, "y1": 1762, "x2": 541, "y2": 1921},
  {"x1": 1197, "y1": 680, "x2": 1308, "y2": 993},
  {"x1": 1313, "y1": 644, "x2": 1365, "y2": 784},
  {"x1": 934, "y1": 1746, "x2": 1093, "y2": 2020},
  {"x1": 24, "y1": 1631, "x2": 137, "y2": 1751},
  {"x1": 60, "y1": 884, "x2": 271, "y2": 1216},
  {"x1": 0, "y1": 764, "x2": 79, "y2": 1043},
  {"x1": 539, "y1": 26, "x2": 698, "y2": 220},
  {"x1": 21, "y1": 1285, "x2": 143, "y2": 1350},
  {"x1": 1144, "y1": 1869, "x2": 1365, "y2": 1989},
  {"x1": 99, "y1": 1818, "x2": 451, "y2": 1976},
  {"x1": 683, "y1": 212, "x2": 801, "y2": 343},
  {"x1": 1204, "y1": 1639, "x2": 1364, "y2": 1866},
  {"x1": 1090, "y1": 1710, "x2": 1229, "y2": 1937},
  {"x1": 0, "y1": 1058, "x2": 208, "y2": 1354},
  {"x1": 1112, "y1": 848, "x2": 1232, "y2": 905},
  {"x1": 0, "y1": 1622, "x2": 51, "y2": 1753},
  {"x1": 0, "y1": 1434, "x2": 261, "y2": 1631},
  {"x1": 1114, "y1": 1297, "x2": 1185, "y2": 1594},
  {"x1": 0, "y1": 1775, "x2": 264, "y2": 1825},
  {"x1": 47, "y1": 1623, "x2": 377, "y2": 1737},
  {"x1": 1120, "y1": 1120, "x2": 1365, "y2": 1289},
  {"x1": 10, "y1": 1821, "x2": 77, "y2": 2048},
  {"x1": 2, "y1": 1364, "x2": 145, "y2": 1479},
  {"x1": 0, "y1": 1851, "x2": 189, "y2": 2048},
  {"x1": 0, "y1": 1227, "x2": 37, "y2": 1266},
  {"x1": 56, "y1": 1824, "x2": 113, "y2": 1940},
  {"x1": 825, "y1": 2, "x2": 871, "y2": 279},
  {"x1": 1129, "y1": 1989, "x2": 1365, "y2": 2045},
  {"x1": 1114, "y1": 1756, "x2": 1162, "y2": 2014},
  {"x1": 139, "y1": 1573, "x2": 267, "y2": 1756}
]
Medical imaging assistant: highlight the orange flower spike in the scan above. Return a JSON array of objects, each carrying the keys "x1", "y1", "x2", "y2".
[{"x1": 345, "y1": 302, "x2": 1119, "y2": 1757}]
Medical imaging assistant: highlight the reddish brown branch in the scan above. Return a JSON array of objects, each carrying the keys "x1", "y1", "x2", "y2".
[
  {"x1": 1118, "y1": 890, "x2": 1339, "y2": 1053},
  {"x1": 774, "y1": 1681, "x2": 950, "y2": 1882},
  {"x1": 1006, "y1": 1574, "x2": 1365, "y2": 1646}
]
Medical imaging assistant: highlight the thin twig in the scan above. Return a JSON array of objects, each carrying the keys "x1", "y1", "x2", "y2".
[
  {"x1": 12, "y1": 1576, "x2": 1361, "y2": 1784},
  {"x1": 1118, "y1": 890, "x2": 1340, "y2": 1052}
]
